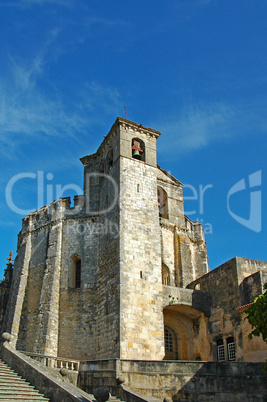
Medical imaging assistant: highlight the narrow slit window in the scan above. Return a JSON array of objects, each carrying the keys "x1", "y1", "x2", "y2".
[{"x1": 75, "y1": 259, "x2": 81, "y2": 288}]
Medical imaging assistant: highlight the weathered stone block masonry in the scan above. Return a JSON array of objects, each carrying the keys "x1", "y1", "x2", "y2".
[{"x1": 0, "y1": 117, "x2": 266, "y2": 400}]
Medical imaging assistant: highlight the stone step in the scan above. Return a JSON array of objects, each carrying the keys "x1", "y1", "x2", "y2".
[
  {"x1": 0, "y1": 369, "x2": 21, "y2": 376},
  {"x1": 0, "y1": 359, "x2": 49, "y2": 401},
  {"x1": 0, "y1": 388, "x2": 47, "y2": 395},
  {"x1": 0, "y1": 391, "x2": 49, "y2": 401},
  {"x1": 0, "y1": 381, "x2": 34, "y2": 387},
  {"x1": 0, "y1": 373, "x2": 30, "y2": 381},
  {"x1": 0, "y1": 386, "x2": 39, "y2": 392},
  {"x1": 0, "y1": 375, "x2": 29, "y2": 384},
  {"x1": 0, "y1": 393, "x2": 49, "y2": 402},
  {"x1": 0, "y1": 368, "x2": 18, "y2": 374},
  {"x1": 0, "y1": 371, "x2": 23, "y2": 380},
  {"x1": 0, "y1": 374, "x2": 31, "y2": 384}
]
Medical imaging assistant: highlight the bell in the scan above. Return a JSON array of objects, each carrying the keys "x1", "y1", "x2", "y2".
[{"x1": 133, "y1": 149, "x2": 142, "y2": 160}]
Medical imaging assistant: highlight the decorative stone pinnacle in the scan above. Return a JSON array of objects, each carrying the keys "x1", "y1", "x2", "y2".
[{"x1": 6, "y1": 251, "x2": 14, "y2": 266}]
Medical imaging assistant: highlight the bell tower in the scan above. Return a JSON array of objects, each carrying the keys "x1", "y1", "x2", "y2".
[
  {"x1": 80, "y1": 117, "x2": 164, "y2": 360},
  {"x1": 81, "y1": 118, "x2": 165, "y2": 359},
  {"x1": 117, "y1": 118, "x2": 165, "y2": 359}
]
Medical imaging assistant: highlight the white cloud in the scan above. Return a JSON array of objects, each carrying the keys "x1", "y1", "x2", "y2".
[
  {"x1": 158, "y1": 103, "x2": 232, "y2": 152},
  {"x1": 156, "y1": 101, "x2": 267, "y2": 159},
  {"x1": 82, "y1": 81, "x2": 122, "y2": 116},
  {"x1": 0, "y1": 49, "x2": 122, "y2": 159},
  {"x1": 0, "y1": 0, "x2": 73, "y2": 8},
  {"x1": 22, "y1": 0, "x2": 72, "y2": 4}
]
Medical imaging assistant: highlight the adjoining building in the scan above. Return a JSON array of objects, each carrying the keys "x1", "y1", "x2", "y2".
[{"x1": 1, "y1": 117, "x2": 266, "y2": 367}]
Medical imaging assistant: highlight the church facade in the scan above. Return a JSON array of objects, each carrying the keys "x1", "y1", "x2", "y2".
[{"x1": 1, "y1": 117, "x2": 266, "y2": 364}]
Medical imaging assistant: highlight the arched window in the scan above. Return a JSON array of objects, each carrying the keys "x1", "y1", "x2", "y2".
[
  {"x1": 132, "y1": 138, "x2": 145, "y2": 162},
  {"x1": 164, "y1": 326, "x2": 178, "y2": 360},
  {"x1": 162, "y1": 263, "x2": 170, "y2": 285},
  {"x1": 71, "y1": 255, "x2": 82, "y2": 289},
  {"x1": 157, "y1": 186, "x2": 168, "y2": 219}
]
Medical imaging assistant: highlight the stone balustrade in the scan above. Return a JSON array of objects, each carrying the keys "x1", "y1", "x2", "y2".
[{"x1": 21, "y1": 351, "x2": 80, "y2": 372}]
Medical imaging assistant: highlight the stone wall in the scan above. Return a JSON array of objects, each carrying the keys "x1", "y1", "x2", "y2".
[
  {"x1": 157, "y1": 167, "x2": 184, "y2": 227},
  {"x1": 119, "y1": 150, "x2": 164, "y2": 360},
  {"x1": 117, "y1": 359, "x2": 267, "y2": 400},
  {"x1": 58, "y1": 289, "x2": 96, "y2": 360},
  {"x1": 187, "y1": 257, "x2": 267, "y2": 362},
  {"x1": 78, "y1": 359, "x2": 267, "y2": 401},
  {"x1": 157, "y1": 169, "x2": 209, "y2": 289},
  {"x1": 236, "y1": 256, "x2": 267, "y2": 285},
  {"x1": 0, "y1": 260, "x2": 13, "y2": 332},
  {"x1": 239, "y1": 270, "x2": 266, "y2": 306}
]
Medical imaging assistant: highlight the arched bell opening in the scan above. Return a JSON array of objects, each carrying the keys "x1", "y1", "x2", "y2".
[{"x1": 132, "y1": 138, "x2": 145, "y2": 162}]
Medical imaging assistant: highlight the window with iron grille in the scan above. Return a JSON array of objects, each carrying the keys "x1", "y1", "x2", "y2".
[
  {"x1": 217, "y1": 345, "x2": 225, "y2": 361},
  {"x1": 227, "y1": 337, "x2": 236, "y2": 361},
  {"x1": 217, "y1": 339, "x2": 225, "y2": 362},
  {"x1": 164, "y1": 328, "x2": 173, "y2": 352},
  {"x1": 227, "y1": 343, "x2": 236, "y2": 361}
]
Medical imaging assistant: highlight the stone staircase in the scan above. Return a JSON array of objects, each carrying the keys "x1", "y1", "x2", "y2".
[{"x1": 0, "y1": 359, "x2": 49, "y2": 401}]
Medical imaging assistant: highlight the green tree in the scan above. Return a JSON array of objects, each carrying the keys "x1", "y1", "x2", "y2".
[
  {"x1": 244, "y1": 283, "x2": 267, "y2": 342},
  {"x1": 244, "y1": 283, "x2": 267, "y2": 374}
]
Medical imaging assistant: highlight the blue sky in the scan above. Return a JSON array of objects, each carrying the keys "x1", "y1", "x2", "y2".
[{"x1": 0, "y1": 0, "x2": 266, "y2": 279}]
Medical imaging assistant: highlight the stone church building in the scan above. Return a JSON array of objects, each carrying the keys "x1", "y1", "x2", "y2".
[{"x1": 1, "y1": 117, "x2": 267, "y2": 367}]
